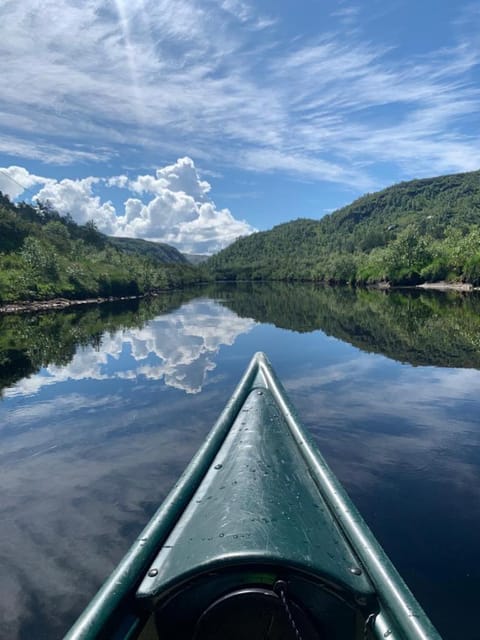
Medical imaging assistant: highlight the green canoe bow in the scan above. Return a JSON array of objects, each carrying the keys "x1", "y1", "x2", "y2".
[{"x1": 65, "y1": 352, "x2": 442, "y2": 640}]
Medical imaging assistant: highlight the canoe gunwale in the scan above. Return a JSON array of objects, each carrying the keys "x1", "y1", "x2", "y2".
[{"x1": 257, "y1": 354, "x2": 441, "y2": 640}]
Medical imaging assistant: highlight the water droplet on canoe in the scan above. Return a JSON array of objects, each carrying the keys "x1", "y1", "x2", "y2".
[{"x1": 214, "y1": 464, "x2": 222, "y2": 470}]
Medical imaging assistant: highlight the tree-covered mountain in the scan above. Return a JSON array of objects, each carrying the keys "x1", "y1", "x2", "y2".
[
  {"x1": 207, "y1": 170, "x2": 480, "y2": 285},
  {"x1": 0, "y1": 193, "x2": 199, "y2": 304}
]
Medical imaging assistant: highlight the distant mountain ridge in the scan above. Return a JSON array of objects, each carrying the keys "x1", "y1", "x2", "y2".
[
  {"x1": 207, "y1": 170, "x2": 480, "y2": 286},
  {"x1": 108, "y1": 236, "x2": 188, "y2": 264},
  {"x1": 183, "y1": 253, "x2": 210, "y2": 265}
]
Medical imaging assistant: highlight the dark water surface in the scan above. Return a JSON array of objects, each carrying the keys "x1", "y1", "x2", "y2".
[{"x1": 1, "y1": 284, "x2": 480, "y2": 639}]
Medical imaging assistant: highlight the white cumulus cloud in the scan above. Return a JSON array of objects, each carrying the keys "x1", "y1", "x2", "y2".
[
  {"x1": 33, "y1": 177, "x2": 118, "y2": 233},
  {"x1": 0, "y1": 165, "x2": 50, "y2": 199},
  {"x1": 116, "y1": 157, "x2": 256, "y2": 252},
  {"x1": 129, "y1": 157, "x2": 211, "y2": 200},
  {"x1": 117, "y1": 158, "x2": 254, "y2": 252},
  {"x1": 2, "y1": 158, "x2": 255, "y2": 254}
]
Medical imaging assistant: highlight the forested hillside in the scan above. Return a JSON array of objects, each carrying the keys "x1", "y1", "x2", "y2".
[
  {"x1": 0, "y1": 192, "x2": 199, "y2": 304},
  {"x1": 207, "y1": 171, "x2": 480, "y2": 285}
]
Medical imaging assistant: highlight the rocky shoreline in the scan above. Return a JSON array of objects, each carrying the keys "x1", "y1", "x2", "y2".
[
  {"x1": 0, "y1": 294, "x2": 142, "y2": 315},
  {"x1": 371, "y1": 281, "x2": 479, "y2": 292},
  {"x1": 416, "y1": 281, "x2": 479, "y2": 292}
]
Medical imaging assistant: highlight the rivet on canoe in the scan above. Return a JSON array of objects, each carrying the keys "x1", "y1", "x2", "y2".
[
  {"x1": 349, "y1": 566, "x2": 362, "y2": 576},
  {"x1": 214, "y1": 464, "x2": 223, "y2": 470},
  {"x1": 257, "y1": 391, "x2": 263, "y2": 395},
  {"x1": 148, "y1": 569, "x2": 158, "y2": 577}
]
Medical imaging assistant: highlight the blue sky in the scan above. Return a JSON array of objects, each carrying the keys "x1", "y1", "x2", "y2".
[{"x1": 0, "y1": 0, "x2": 479, "y2": 253}]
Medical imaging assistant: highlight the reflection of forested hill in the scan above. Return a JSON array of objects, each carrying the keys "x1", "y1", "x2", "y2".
[
  {"x1": 0, "y1": 290, "x2": 199, "y2": 395},
  {"x1": 4, "y1": 283, "x2": 480, "y2": 397},
  {"x1": 215, "y1": 283, "x2": 480, "y2": 368}
]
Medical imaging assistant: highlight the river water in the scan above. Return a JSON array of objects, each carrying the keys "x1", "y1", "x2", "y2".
[{"x1": 1, "y1": 283, "x2": 479, "y2": 639}]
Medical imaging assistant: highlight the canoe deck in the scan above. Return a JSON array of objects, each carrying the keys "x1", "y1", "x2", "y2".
[{"x1": 138, "y1": 382, "x2": 374, "y2": 606}]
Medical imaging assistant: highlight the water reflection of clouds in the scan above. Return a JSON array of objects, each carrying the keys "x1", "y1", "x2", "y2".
[
  {"x1": 5, "y1": 300, "x2": 256, "y2": 397},
  {"x1": 283, "y1": 354, "x2": 480, "y2": 508},
  {"x1": 0, "y1": 386, "x2": 226, "y2": 639}
]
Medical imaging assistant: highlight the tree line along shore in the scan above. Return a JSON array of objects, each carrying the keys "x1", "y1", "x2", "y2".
[{"x1": 1, "y1": 169, "x2": 480, "y2": 309}]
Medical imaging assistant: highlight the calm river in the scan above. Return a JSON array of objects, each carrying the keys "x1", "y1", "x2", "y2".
[{"x1": 1, "y1": 283, "x2": 479, "y2": 639}]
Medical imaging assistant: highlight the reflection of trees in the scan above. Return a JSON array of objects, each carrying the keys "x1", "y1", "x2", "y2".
[
  {"x1": 4, "y1": 283, "x2": 480, "y2": 397},
  {"x1": 0, "y1": 290, "x2": 199, "y2": 395},
  {"x1": 215, "y1": 282, "x2": 480, "y2": 368}
]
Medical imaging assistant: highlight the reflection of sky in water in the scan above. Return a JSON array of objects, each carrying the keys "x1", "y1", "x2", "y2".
[
  {"x1": 4, "y1": 300, "x2": 256, "y2": 397},
  {"x1": 0, "y1": 304, "x2": 479, "y2": 639}
]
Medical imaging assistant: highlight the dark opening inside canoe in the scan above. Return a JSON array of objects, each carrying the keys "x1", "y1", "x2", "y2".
[{"x1": 64, "y1": 353, "x2": 442, "y2": 640}]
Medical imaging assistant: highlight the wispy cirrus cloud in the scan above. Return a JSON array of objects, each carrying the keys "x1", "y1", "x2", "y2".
[
  {"x1": 0, "y1": 133, "x2": 112, "y2": 166},
  {"x1": 269, "y1": 38, "x2": 480, "y2": 175},
  {"x1": 0, "y1": 1, "x2": 479, "y2": 187},
  {"x1": 330, "y1": 5, "x2": 360, "y2": 23}
]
